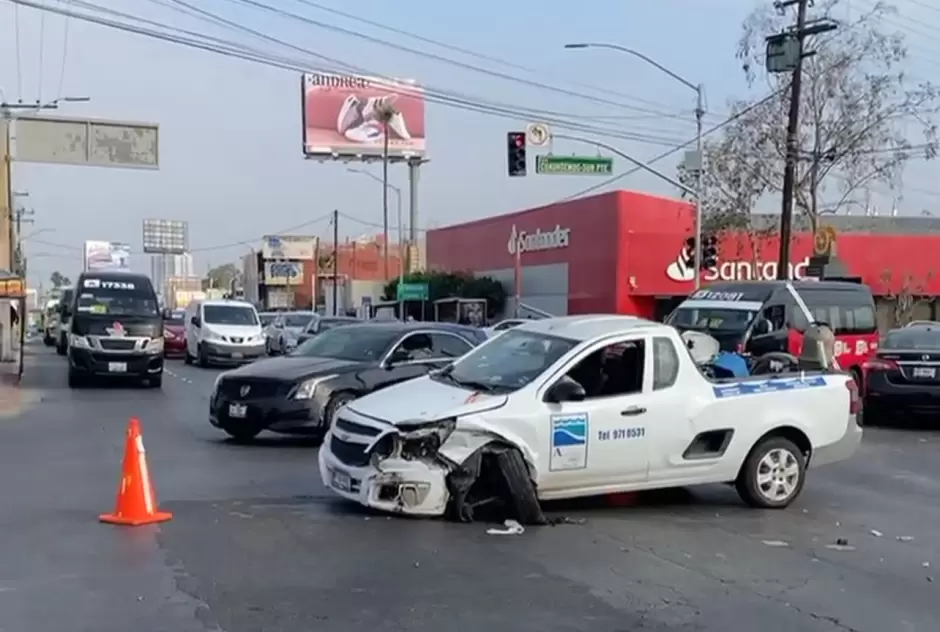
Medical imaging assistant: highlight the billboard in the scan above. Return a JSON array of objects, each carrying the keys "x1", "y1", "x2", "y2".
[
  {"x1": 262, "y1": 235, "x2": 317, "y2": 260},
  {"x1": 142, "y1": 219, "x2": 188, "y2": 254},
  {"x1": 301, "y1": 73, "x2": 426, "y2": 159},
  {"x1": 14, "y1": 115, "x2": 159, "y2": 169},
  {"x1": 84, "y1": 241, "x2": 131, "y2": 271},
  {"x1": 264, "y1": 261, "x2": 303, "y2": 286}
]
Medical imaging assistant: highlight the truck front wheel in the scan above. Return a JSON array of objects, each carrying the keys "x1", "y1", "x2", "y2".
[{"x1": 735, "y1": 436, "x2": 806, "y2": 509}]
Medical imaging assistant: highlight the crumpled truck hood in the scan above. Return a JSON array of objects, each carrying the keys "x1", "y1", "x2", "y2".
[
  {"x1": 347, "y1": 376, "x2": 508, "y2": 423},
  {"x1": 348, "y1": 377, "x2": 531, "y2": 467}
]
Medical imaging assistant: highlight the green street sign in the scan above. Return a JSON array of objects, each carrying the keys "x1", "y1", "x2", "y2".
[
  {"x1": 397, "y1": 282, "x2": 429, "y2": 301},
  {"x1": 535, "y1": 155, "x2": 614, "y2": 175}
]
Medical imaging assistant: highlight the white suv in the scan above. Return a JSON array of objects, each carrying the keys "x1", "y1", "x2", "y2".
[{"x1": 184, "y1": 299, "x2": 266, "y2": 367}]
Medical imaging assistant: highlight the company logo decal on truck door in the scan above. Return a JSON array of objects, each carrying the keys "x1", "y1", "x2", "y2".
[{"x1": 550, "y1": 414, "x2": 588, "y2": 471}]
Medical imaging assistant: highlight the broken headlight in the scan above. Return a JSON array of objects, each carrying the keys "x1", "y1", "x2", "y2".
[{"x1": 398, "y1": 419, "x2": 456, "y2": 460}]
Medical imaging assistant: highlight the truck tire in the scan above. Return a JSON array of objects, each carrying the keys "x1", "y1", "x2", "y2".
[
  {"x1": 183, "y1": 348, "x2": 193, "y2": 365},
  {"x1": 198, "y1": 344, "x2": 210, "y2": 368},
  {"x1": 736, "y1": 436, "x2": 806, "y2": 509},
  {"x1": 492, "y1": 447, "x2": 546, "y2": 525},
  {"x1": 56, "y1": 336, "x2": 67, "y2": 356},
  {"x1": 147, "y1": 375, "x2": 163, "y2": 389}
]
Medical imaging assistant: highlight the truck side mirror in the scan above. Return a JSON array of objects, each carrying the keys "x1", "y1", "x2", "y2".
[
  {"x1": 545, "y1": 376, "x2": 587, "y2": 403},
  {"x1": 190, "y1": 316, "x2": 201, "y2": 328}
]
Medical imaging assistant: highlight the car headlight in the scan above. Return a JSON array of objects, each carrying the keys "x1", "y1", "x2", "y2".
[
  {"x1": 203, "y1": 329, "x2": 222, "y2": 342},
  {"x1": 397, "y1": 419, "x2": 456, "y2": 459},
  {"x1": 145, "y1": 337, "x2": 164, "y2": 353},
  {"x1": 290, "y1": 374, "x2": 337, "y2": 400},
  {"x1": 69, "y1": 334, "x2": 90, "y2": 349}
]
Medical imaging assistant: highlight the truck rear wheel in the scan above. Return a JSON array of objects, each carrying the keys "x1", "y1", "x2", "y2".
[{"x1": 735, "y1": 436, "x2": 806, "y2": 509}]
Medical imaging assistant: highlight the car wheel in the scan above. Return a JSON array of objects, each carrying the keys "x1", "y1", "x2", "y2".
[
  {"x1": 148, "y1": 375, "x2": 163, "y2": 389},
  {"x1": 198, "y1": 344, "x2": 210, "y2": 368},
  {"x1": 735, "y1": 436, "x2": 806, "y2": 509},
  {"x1": 56, "y1": 337, "x2": 67, "y2": 356},
  {"x1": 324, "y1": 392, "x2": 357, "y2": 429},
  {"x1": 224, "y1": 426, "x2": 261, "y2": 442},
  {"x1": 184, "y1": 345, "x2": 193, "y2": 364},
  {"x1": 491, "y1": 446, "x2": 546, "y2": 525},
  {"x1": 67, "y1": 369, "x2": 82, "y2": 389}
]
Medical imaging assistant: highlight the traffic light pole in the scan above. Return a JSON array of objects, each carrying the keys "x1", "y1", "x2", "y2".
[
  {"x1": 777, "y1": 0, "x2": 809, "y2": 280},
  {"x1": 692, "y1": 84, "x2": 705, "y2": 289}
]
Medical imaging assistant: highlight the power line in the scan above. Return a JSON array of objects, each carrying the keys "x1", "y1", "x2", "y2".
[
  {"x1": 21, "y1": 0, "x2": 691, "y2": 147},
  {"x1": 223, "y1": 0, "x2": 703, "y2": 122},
  {"x1": 55, "y1": 0, "x2": 74, "y2": 98},
  {"x1": 284, "y1": 0, "x2": 703, "y2": 116},
  {"x1": 189, "y1": 213, "x2": 334, "y2": 252},
  {"x1": 14, "y1": 3, "x2": 23, "y2": 99}
]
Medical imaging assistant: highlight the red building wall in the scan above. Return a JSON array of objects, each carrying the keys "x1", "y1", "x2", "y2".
[{"x1": 427, "y1": 189, "x2": 940, "y2": 317}]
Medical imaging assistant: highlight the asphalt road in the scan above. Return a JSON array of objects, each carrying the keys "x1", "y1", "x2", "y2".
[{"x1": 0, "y1": 345, "x2": 938, "y2": 632}]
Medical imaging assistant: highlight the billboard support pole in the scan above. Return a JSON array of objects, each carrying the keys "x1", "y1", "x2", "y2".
[
  {"x1": 332, "y1": 210, "x2": 339, "y2": 316},
  {"x1": 382, "y1": 125, "x2": 390, "y2": 281},
  {"x1": 407, "y1": 159, "x2": 421, "y2": 271}
]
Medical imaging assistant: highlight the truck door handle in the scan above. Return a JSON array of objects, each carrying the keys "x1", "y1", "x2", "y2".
[{"x1": 620, "y1": 407, "x2": 646, "y2": 416}]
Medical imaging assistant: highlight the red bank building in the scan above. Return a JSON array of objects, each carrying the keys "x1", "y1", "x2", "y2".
[{"x1": 426, "y1": 190, "x2": 940, "y2": 329}]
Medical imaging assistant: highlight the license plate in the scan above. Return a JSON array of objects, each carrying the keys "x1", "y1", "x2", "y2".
[
  {"x1": 331, "y1": 468, "x2": 351, "y2": 492},
  {"x1": 232, "y1": 352, "x2": 243, "y2": 359},
  {"x1": 913, "y1": 367, "x2": 936, "y2": 378},
  {"x1": 228, "y1": 403, "x2": 247, "y2": 418},
  {"x1": 108, "y1": 362, "x2": 127, "y2": 373}
]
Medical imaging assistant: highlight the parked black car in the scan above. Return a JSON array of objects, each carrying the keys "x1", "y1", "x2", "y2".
[
  {"x1": 294, "y1": 315, "x2": 361, "y2": 346},
  {"x1": 209, "y1": 321, "x2": 487, "y2": 441},
  {"x1": 863, "y1": 325, "x2": 940, "y2": 425}
]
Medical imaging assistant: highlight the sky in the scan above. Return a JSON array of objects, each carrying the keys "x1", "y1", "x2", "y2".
[{"x1": 1, "y1": 0, "x2": 939, "y2": 289}]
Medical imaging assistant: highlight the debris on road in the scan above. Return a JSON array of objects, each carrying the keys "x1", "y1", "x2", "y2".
[
  {"x1": 762, "y1": 540, "x2": 789, "y2": 547},
  {"x1": 486, "y1": 519, "x2": 524, "y2": 536},
  {"x1": 897, "y1": 535, "x2": 914, "y2": 542},
  {"x1": 870, "y1": 529, "x2": 883, "y2": 537}
]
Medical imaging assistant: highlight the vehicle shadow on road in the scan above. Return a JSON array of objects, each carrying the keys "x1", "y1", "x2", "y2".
[{"x1": 207, "y1": 435, "x2": 324, "y2": 449}]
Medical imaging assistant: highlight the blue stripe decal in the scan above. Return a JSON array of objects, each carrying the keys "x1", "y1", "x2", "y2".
[{"x1": 712, "y1": 375, "x2": 827, "y2": 399}]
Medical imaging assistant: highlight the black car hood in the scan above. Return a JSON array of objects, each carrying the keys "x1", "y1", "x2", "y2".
[
  {"x1": 224, "y1": 356, "x2": 366, "y2": 381},
  {"x1": 72, "y1": 315, "x2": 161, "y2": 337}
]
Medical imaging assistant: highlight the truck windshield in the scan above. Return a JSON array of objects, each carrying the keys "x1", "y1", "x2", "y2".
[
  {"x1": 667, "y1": 307, "x2": 758, "y2": 333},
  {"x1": 435, "y1": 329, "x2": 577, "y2": 393},
  {"x1": 77, "y1": 285, "x2": 158, "y2": 317},
  {"x1": 204, "y1": 305, "x2": 258, "y2": 325}
]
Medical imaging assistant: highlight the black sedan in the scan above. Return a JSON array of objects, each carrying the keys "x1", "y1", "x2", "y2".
[
  {"x1": 209, "y1": 321, "x2": 487, "y2": 441},
  {"x1": 863, "y1": 325, "x2": 940, "y2": 425},
  {"x1": 294, "y1": 315, "x2": 361, "y2": 347}
]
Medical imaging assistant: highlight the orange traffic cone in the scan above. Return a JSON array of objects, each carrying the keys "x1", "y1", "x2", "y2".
[{"x1": 99, "y1": 418, "x2": 172, "y2": 526}]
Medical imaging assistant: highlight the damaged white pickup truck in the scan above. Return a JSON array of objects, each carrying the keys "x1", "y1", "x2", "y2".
[{"x1": 318, "y1": 315, "x2": 862, "y2": 524}]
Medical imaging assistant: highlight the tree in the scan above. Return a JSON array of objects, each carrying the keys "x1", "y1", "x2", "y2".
[
  {"x1": 50, "y1": 271, "x2": 71, "y2": 288},
  {"x1": 879, "y1": 269, "x2": 933, "y2": 327},
  {"x1": 204, "y1": 264, "x2": 238, "y2": 291},
  {"x1": 382, "y1": 271, "x2": 507, "y2": 319},
  {"x1": 679, "y1": 0, "x2": 938, "y2": 236}
]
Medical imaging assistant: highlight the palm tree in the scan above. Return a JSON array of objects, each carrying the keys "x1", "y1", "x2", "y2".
[{"x1": 373, "y1": 101, "x2": 398, "y2": 282}]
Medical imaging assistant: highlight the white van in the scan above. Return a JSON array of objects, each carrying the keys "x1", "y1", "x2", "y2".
[{"x1": 184, "y1": 299, "x2": 266, "y2": 367}]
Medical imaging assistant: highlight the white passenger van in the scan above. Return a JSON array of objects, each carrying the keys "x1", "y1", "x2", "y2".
[{"x1": 184, "y1": 299, "x2": 265, "y2": 367}]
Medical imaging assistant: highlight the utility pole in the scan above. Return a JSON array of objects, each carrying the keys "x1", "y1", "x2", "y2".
[
  {"x1": 13, "y1": 206, "x2": 34, "y2": 276},
  {"x1": 382, "y1": 125, "x2": 390, "y2": 282},
  {"x1": 767, "y1": 0, "x2": 837, "y2": 279},
  {"x1": 331, "y1": 209, "x2": 339, "y2": 316},
  {"x1": 692, "y1": 85, "x2": 705, "y2": 289}
]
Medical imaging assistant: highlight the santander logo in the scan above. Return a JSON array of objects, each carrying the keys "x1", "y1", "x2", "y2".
[
  {"x1": 665, "y1": 240, "x2": 810, "y2": 282},
  {"x1": 507, "y1": 224, "x2": 571, "y2": 255}
]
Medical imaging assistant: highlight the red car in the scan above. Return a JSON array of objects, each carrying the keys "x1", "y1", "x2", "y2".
[{"x1": 163, "y1": 309, "x2": 187, "y2": 357}]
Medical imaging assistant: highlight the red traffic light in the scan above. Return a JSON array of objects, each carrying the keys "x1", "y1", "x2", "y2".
[{"x1": 508, "y1": 132, "x2": 526, "y2": 148}]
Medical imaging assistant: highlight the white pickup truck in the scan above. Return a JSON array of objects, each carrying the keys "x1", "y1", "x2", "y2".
[{"x1": 318, "y1": 315, "x2": 862, "y2": 523}]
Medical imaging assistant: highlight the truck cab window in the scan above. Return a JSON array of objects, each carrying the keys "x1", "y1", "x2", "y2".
[{"x1": 566, "y1": 341, "x2": 645, "y2": 399}]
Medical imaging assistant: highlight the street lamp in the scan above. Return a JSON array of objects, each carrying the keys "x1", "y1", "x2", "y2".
[
  {"x1": 565, "y1": 42, "x2": 706, "y2": 288},
  {"x1": 347, "y1": 168, "x2": 405, "y2": 287}
]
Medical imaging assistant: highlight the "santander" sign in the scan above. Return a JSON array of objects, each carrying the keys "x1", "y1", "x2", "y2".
[{"x1": 703, "y1": 257, "x2": 810, "y2": 282}]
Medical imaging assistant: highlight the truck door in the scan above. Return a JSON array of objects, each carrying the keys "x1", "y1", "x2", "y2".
[{"x1": 539, "y1": 333, "x2": 652, "y2": 491}]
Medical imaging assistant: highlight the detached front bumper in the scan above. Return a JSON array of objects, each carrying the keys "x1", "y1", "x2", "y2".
[{"x1": 318, "y1": 430, "x2": 450, "y2": 516}]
